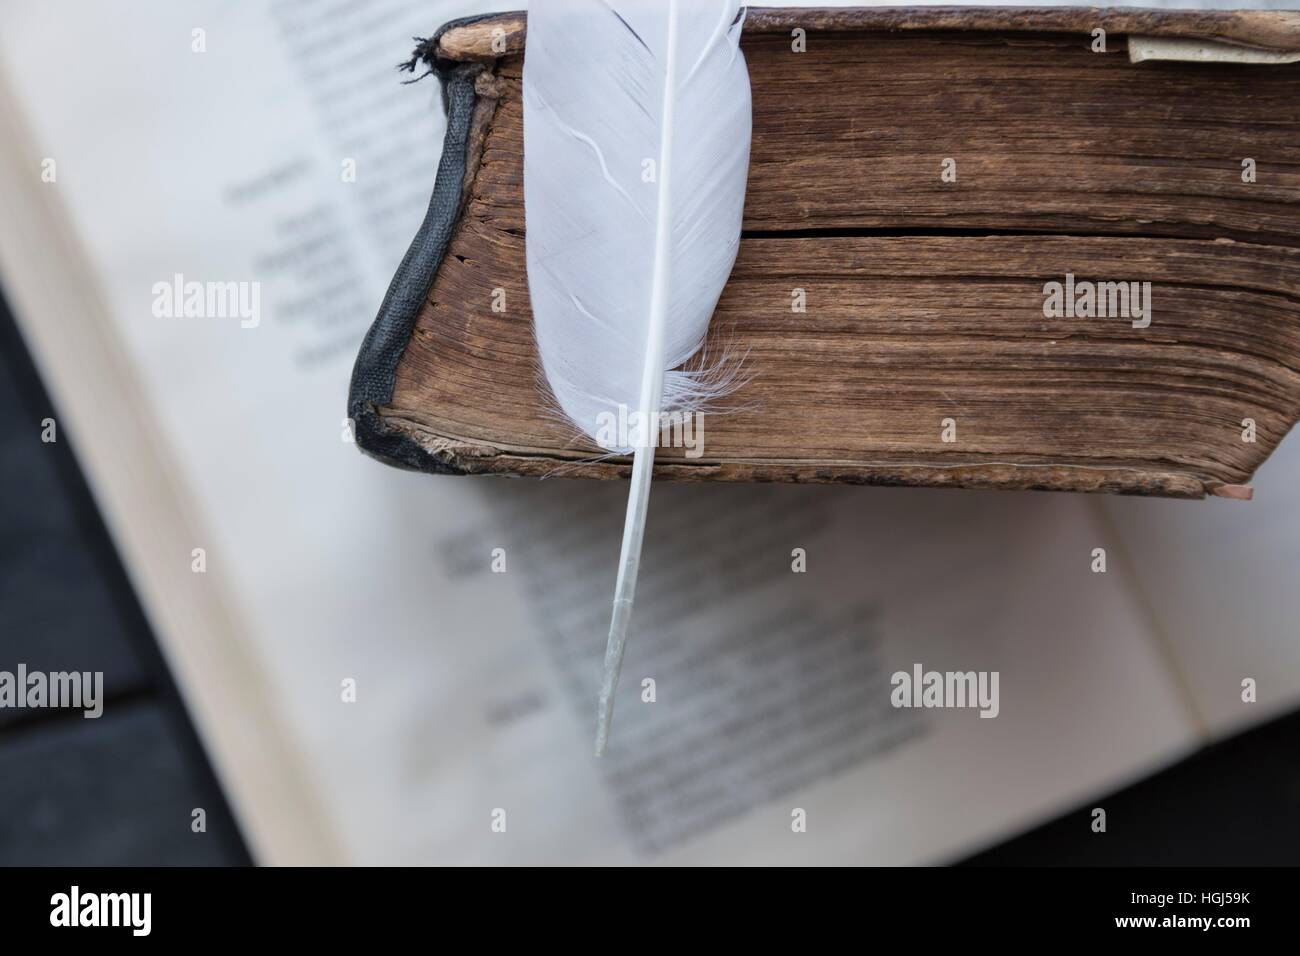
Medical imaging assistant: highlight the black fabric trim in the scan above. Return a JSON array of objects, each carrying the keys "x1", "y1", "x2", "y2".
[{"x1": 347, "y1": 15, "x2": 501, "y2": 474}]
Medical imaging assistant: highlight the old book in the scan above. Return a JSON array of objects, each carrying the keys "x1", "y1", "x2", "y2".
[{"x1": 350, "y1": 6, "x2": 1300, "y2": 500}]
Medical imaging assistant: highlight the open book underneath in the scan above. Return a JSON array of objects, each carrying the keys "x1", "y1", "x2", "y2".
[{"x1": 1, "y1": 1, "x2": 1298, "y2": 865}]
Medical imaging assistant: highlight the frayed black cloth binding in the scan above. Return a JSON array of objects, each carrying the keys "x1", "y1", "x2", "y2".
[
  {"x1": 397, "y1": 35, "x2": 444, "y2": 84},
  {"x1": 347, "y1": 14, "x2": 505, "y2": 474}
]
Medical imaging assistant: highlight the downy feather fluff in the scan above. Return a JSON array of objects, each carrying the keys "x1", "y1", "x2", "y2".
[{"x1": 523, "y1": 0, "x2": 752, "y2": 753}]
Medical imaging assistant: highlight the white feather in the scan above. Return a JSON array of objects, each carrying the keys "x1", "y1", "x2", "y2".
[{"x1": 523, "y1": 0, "x2": 751, "y2": 753}]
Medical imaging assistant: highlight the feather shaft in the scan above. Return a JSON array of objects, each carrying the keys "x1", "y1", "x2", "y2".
[
  {"x1": 593, "y1": 0, "x2": 681, "y2": 756},
  {"x1": 523, "y1": 0, "x2": 750, "y2": 753}
]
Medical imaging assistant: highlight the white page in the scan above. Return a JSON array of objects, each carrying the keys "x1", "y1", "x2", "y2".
[
  {"x1": 474, "y1": 480, "x2": 1198, "y2": 864},
  {"x1": 1103, "y1": 430, "x2": 1300, "y2": 737},
  {"x1": 0, "y1": 0, "x2": 1209, "y2": 864}
]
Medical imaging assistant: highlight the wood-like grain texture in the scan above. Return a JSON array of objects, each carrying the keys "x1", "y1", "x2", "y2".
[
  {"x1": 437, "y1": 7, "x2": 1300, "y2": 59},
  {"x1": 378, "y1": 12, "x2": 1300, "y2": 498}
]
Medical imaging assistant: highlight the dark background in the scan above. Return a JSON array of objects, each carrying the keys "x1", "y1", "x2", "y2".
[{"x1": 1, "y1": 290, "x2": 1297, "y2": 867}]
